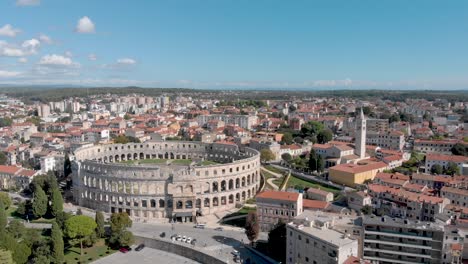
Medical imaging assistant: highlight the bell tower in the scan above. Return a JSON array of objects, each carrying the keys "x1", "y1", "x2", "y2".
[{"x1": 355, "y1": 107, "x2": 366, "y2": 159}]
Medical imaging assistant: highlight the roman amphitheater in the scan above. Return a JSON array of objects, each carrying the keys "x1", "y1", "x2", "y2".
[{"x1": 72, "y1": 141, "x2": 261, "y2": 222}]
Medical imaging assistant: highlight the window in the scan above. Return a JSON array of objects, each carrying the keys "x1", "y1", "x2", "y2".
[{"x1": 306, "y1": 238, "x2": 309, "y2": 244}]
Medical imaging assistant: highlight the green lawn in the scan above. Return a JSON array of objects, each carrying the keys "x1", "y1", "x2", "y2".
[
  {"x1": 264, "y1": 165, "x2": 286, "y2": 174},
  {"x1": 119, "y1": 158, "x2": 219, "y2": 166},
  {"x1": 31, "y1": 217, "x2": 55, "y2": 224},
  {"x1": 64, "y1": 239, "x2": 116, "y2": 264},
  {"x1": 261, "y1": 171, "x2": 279, "y2": 190},
  {"x1": 279, "y1": 175, "x2": 340, "y2": 194}
]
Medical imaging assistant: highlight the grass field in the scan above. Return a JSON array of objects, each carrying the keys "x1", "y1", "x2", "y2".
[
  {"x1": 119, "y1": 158, "x2": 219, "y2": 166},
  {"x1": 64, "y1": 239, "x2": 116, "y2": 264},
  {"x1": 264, "y1": 165, "x2": 286, "y2": 174},
  {"x1": 274, "y1": 175, "x2": 340, "y2": 194}
]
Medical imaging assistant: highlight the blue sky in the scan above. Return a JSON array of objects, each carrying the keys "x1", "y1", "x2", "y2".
[{"x1": 0, "y1": 0, "x2": 467, "y2": 89}]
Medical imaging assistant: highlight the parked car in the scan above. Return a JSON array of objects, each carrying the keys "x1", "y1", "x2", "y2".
[
  {"x1": 135, "y1": 244, "x2": 145, "y2": 251},
  {"x1": 186, "y1": 237, "x2": 192, "y2": 244},
  {"x1": 191, "y1": 239, "x2": 197, "y2": 245},
  {"x1": 181, "y1": 235, "x2": 187, "y2": 242},
  {"x1": 160, "y1": 232, "x2": 166, "y2": 238},
  {"x1": 215, "y1": 227, "x2": 224, "y2": 231},
  {"x1": 231, "y1": 250, "x2": 240, "y2": 257},
  {"x1": 119, "y1": 247, "x2": 129, "y2": 253},
  {"x1": 194, "y1": 224, "x2": 205, "y2": 229},
  {"x1": 176, "y1": 235, "x2": 182, "y2": 241}
]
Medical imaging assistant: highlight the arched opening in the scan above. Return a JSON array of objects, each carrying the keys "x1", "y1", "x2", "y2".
[
  {"x1": 196, "y1": 199, "x2": 201, "y2": 208},
  {"x1": 236, "y1": 193, "x2": 240, "y2": 202},
  {"x1": 186, "y1": 200, "x2": 193, "y2": 209},
  {"x1": 228, "y1": 195, "x2": 234, "y2": 204},
  {"x1": 212, "y1": 182, "x2": 219, "y2": 192},
  {"x1": 213, "y1": 197, "x2": 219, "y2": 206},
  {"x1": 242, "y1": 191, "x2": 246, "y2": 200},
  {"x1": 228, "y1": 179, "x2": 234, "y2": 190},
  {"x1": 221, "y1": 180, "x2": 226, "y2": 192},
  {"x1": 176, "y1": 201, "x2": 183, "y2": 209},
  {"x1": 159, "y1": 199, "x2": 165, "y2": 208},
  {"x1": 150, "y1": 199, "x2": 156, "y2": 208},
  {"x1": 204, "y1": 198, "x2": 210, "y2": 207},
  {"x1": 221, "y1": 196, "x2": 227, "y2": 205},
  {"x1": 235, "y1": 178, "x2": 240, "y2": 188},
  {"x1": 242, "y1": 177, "x2": 246, "y2": 187}
]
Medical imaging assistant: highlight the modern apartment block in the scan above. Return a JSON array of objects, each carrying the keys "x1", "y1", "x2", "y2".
[
  {"x1": 197, "y1": 114, "x2": 258, "y2": 129},
  {"x1": 362, "y1": 216, "x2": 444, "y2": 264},
  {"x1": 287, "y1": 210, "x2": 359, "y2": 264}
]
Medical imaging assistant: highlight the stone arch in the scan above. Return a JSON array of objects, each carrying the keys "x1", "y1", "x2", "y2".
[
  {"x1": 228, "y1": 179, "x2": 234, "y2": 190},
  {"x1": 242, "y1": 177, "x2": 246, "y2": 187},
  {"x1": 159, "y1": 199, "x2": 165, "y2": 208},
  {"x1": 221, "y1": 180, "x2": 226, "y2": 192},
  {"x1": 228, "y1": 194, "x2": 234, "y2": 204},
  {"x1": 150, "y1": 199, "x2": 156, "y2": 208},
  {"x1": 247, "y1": 175, "x2": 251, "y2": 185},
  {"x1": 236, "y1": 193, "x2": 240, "y2": 202},
  {"x1": 212, "y1": 182, "x2": 219, "y2": 192},
  {"x1": 247, "y1": 189, "x2": 251, "y2": 198},
  {"x1": 176, "y1": 200, "x2": 183, "y2": 209},
  {"x1": 242, "y1": 191, "x2": 246, "y2": 200},
  {"x1": 221, "y1": 196, "x2": 227, "y2": 205},
  {"x1": 213, "y1": 197, "x2": 219, "y2": 206},
  {"x1": 235, "y1": 178, "x2": 240, "y2": 188},
  {"x1": 204, "y1": 198, "x2": 210, "y2": 207},
  {"x1": 196, "y1": 198, "x2": 201, "y2": 208},
  {"x1": 186, "y1": 200, "x2": 193, "y2": 209}
]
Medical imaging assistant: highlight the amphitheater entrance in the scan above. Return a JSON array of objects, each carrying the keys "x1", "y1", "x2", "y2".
[{"x1": 172, "y1": 212, "x2": 194, "y2": 223}]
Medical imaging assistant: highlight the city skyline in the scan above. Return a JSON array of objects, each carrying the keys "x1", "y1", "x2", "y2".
[{"x1": 1, "y1": 0, "x2": 468, "y2": 89}]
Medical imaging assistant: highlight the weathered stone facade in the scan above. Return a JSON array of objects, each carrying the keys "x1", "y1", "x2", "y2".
[{"x1": 72, "y1": 141, "x2": 261, "y2": 222}]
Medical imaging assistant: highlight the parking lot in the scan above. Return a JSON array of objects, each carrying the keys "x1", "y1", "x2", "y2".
[{"x1": 93, "y1": 246, "x2": 200, "y2": 264}]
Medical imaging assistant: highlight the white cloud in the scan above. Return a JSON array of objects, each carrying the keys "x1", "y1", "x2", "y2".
[
  {"x1": 0, "y1": 24, "x2": 21, "y2": 37},
  {"x1": 0, "y1": 70, "x2": 21, "y2": 78},
  {"x1": 38, "y1": 54, "x2": 79, "y2": 67},
  {"x1": 75, "y1": 16, "x2": 95, "y2": 34},
  {"x1": 22, "y1": 38, "x2": 40, "y2": 54},
  {"x1": 38, "y1": 34, "x2": 52, "y2": 44},
  {"x1": 117, "y1": 58, "x2": 136, "y2": 65},
  {"x1": 64, "y1": 51, "x2": 73, "y2": 57},
  {"x1": 18, "y1": 57, "x2": 28, "y2": 63},
  {"x1": 88, "y1": 53, "x2": 97, "y2": 61},
  {"x1": 16, "y1": 0, "x2": 40, "y2": 6}
]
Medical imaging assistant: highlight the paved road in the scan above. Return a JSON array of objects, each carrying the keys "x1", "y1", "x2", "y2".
[
  {"x1": 130, "y1": 222, "x2": 268, "y2": 263},
  {"x1": 93, "y1": 247, "x2": 200, "y2": 264},
  {"x1": 260, "y1": 167, "x2": 281, "y2": 190}
]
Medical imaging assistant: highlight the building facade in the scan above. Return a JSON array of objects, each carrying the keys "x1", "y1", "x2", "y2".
[{"x1": 256, "y1": 190, "x2": 303, "y2": 231}]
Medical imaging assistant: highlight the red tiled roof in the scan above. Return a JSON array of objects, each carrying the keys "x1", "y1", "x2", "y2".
[
  {"x1": 256, "y1": 191, "x2": 300, "y2": 202},
  {"x1": 0, "y1": 165, "x2": 22, "y2": 174},
  {"x1": 303, "y1": 199, "x2": 329, "y2": 209}
]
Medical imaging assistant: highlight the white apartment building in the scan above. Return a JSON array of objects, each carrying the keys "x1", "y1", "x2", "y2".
[
  {"x1": 197, "y1": 114, "x2": 258, "y2": 130},
  {"x1": 287, "y1": 210, "x2": 359, "y2": 264},
  {"x1": 425, "y1": 153, "x2": 468, "y2": 175},
  {"x1": 414, "y1": 139, "x2": 463, "y2": 155},
  {"x1": 441, "y1": 186, "x2": 468, "y2": 207},
  {"x1": 362, "y1": 216, "x2": 446, "y2": 264},
  {"x1": 366, "y1": 130, "x2": 405, "y2": 151}
]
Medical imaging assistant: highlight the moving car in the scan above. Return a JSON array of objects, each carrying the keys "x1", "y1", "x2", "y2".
[
  {"x1": 194, "y1": 224, "x2": 206, "y2": 229},
  {"x1": 214, "y1": 227, "x2": 224, "y2": 231},
  {"x1": 135, "y1": 244, "x2": 145, "y2": 251}
]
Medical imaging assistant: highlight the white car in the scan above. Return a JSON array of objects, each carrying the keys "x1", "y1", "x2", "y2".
[
  {"x1": 232, "y1": 250, "x2": 240, "y2": 257},
  {"x1": 176, "y1": 235, "x2": 182, "y2": 241},
  {"x1": 186, "y1": 237, "x2": 192, "y2": 244},
  {"x1": 181, "y1": 236, "x2": 187, "y2": 242}
]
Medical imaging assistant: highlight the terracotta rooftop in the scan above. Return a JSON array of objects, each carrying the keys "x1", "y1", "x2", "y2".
[
  {"x1": 330, "y1": 162, "x2": 387, "y2": 174},
  {"x1": 302, "y1": 199, "x2": 329, "y2": 210},
  {"x1": 256, "y1": 191, "x2": 300, "y2": 202}
]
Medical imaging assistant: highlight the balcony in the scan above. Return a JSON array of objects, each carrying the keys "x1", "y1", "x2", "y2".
[
  {"x1": 364, "y1": 247, "x2": 433, "y2": 259},
  {"x1": 365, "y1": 230, "x2": 436, "y2": 241},
  {"x1": 364, "y1": 239, "x2": 433, "y2": 250}
]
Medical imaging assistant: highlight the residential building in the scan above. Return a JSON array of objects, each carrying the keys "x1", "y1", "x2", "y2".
[
  {"x1": 287, "y1": 210, "x2": 359, "y2": 264},
  {"x1": 425, "y1": 153, "x2": 468, "y2": 175},
  {"x1": 329, "y1": 162, "x2": 388, "y2": 188},
  {"x1": 366, "y1": 130, "x2": 405, "y2": 151},
  {"x1": 256, "y1": 190, "x2": 303, "y2": 231},
  {"x1": 362, "y1": 216, "x2": 444, "y2": 264},
  {"x1": 346, "y1": 191, "x2": 372, "y2": 211},
  {"x1": 306, "y1": 188, "x2": 334, "y2": 202}
]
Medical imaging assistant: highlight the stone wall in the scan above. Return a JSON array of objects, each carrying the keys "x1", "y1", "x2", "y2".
[{"x1": 135, "y1": 236, "x2": 226, "y2": 264}]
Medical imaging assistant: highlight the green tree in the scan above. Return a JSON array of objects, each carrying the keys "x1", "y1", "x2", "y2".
[
  {"x1": 95, "y1": 211, "x2": 105, "y2": 238},
  {"x1": 65, "y1": 215, "x2": 97, "y2": 257},
  {"x1": 64, "y1": 153, "x2": 72, "y2": 177},
  {"x1": 109, "y1": 212, "x2": 134, "y2": 247},
  {"x1": 6, "y1": 219, "x2": 26, "y2": 239},
  {"x1": 0, "y1": 200, "x2": 7, "y2": 230},
  {"x1": 114, "y1": 135, "x2": 130, "y2": 144},
  {"x1": 245, "y1": 211, "x2": 259, "y2": 245},
  {"x1": 260, "y1": 149, "x2": 275, "y2": 163},
  {"x1": 0, "y1": 249, "x2": 13, "y2": 264},
  {"x1": 451, "y1": 143, "x2": 468, "y2": 156},
  {"x1": 267, "y1": 221, "x2": 286, "y2": 263},
  {"x1": 32, "y1": 186, "x2": 47, "y2": 218},
  {"x1": 0, "y1": 117, "x2": 13, "y2": 127},
  {"x1": 50, "y1": 188, "x2": 64, "y2": 217},
  {"x1": 308, "y1": 149, "x2": 318, "y2": 172},
  {"x1": 51, "y1": 221, "x2": 64, "y2": 264},
  {"x1": 317, "y1": 129, "x2": 333, "y2": 144},
  {"x1": 430, "y1": 164, "x2": 443, "y2": 175},
  {"x1": 12, "y1": 242, "x2": 31, "y2": 264},
  {"x1": 30, "y1": 238, "x2": 51, "y2": 264},
  {"x1": 361, "y1": 205, "x2": 373, "y2": 215},
  {"x1": 55, "y1": 211, "x2": 71, "y2": 231},
  {"x1": 445, "y1": 162, "x2": 460, "y2": 176},
  {"x1": 281, "y1": 153, "x2": 292, "y2": 162},
  {"x1": 0, "y1": 152, "x2": 7, "y2": 165},
  {"x1": 281, "y1": 132, "x2": 293, "y2": 145},
  {"x1": 316, "y1": 155, "x2": 325, "y2": 172},
  {"x1": 0, "y1": 192, "x2": 11, "y2": 209}
]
